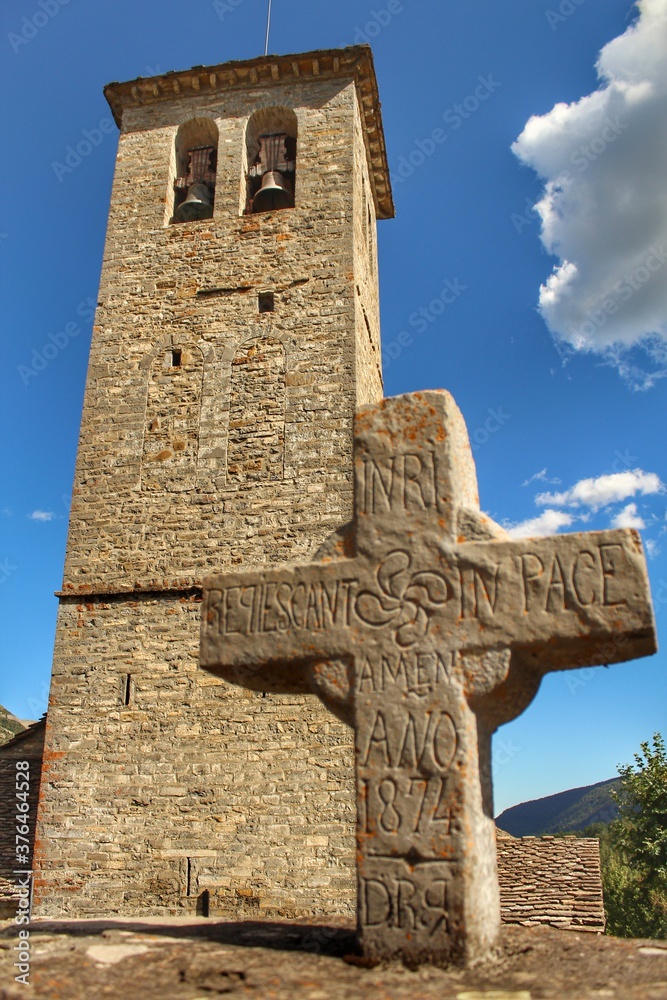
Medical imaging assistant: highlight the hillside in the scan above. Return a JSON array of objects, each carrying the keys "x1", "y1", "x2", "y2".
[
  {"x1": 496, "y1": 777, "x2": 620, "y2": 837},
  {"x1": 0, "y1": 705, "x2": 27, "y2": 746}
]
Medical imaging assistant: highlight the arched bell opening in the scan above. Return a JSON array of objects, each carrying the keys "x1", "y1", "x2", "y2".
[
  {"x1": 171, "y1": 118, "x2": 219, "y2": 224},
  {"x1": 244, "y1": 107, "x2": 297, "y2": 215}
]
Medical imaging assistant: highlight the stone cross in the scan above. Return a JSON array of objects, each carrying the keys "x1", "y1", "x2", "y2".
[{"x1": 200, "y1": 391, "x2": 656, "y2": 966}]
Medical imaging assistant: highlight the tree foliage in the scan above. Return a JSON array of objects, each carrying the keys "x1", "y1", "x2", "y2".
[{"x1": 600, "y1": 734, "x2": 667, "y2": 938}]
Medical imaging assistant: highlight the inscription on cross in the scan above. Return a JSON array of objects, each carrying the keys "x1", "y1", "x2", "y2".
[{"x1": 201, "y1": 390, "x2": 656, "y2": 965}]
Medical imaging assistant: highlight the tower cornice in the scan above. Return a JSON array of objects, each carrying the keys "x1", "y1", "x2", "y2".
[{"x1": 104, "y1": 45, "x2": 394, "y2": 219}]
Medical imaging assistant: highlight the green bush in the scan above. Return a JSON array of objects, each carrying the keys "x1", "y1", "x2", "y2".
[{"x1": 599, "y1": 734, "x2": 667, "y2": 939}]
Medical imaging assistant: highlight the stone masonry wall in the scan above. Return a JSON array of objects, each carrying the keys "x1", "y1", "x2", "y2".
[
  {"x1": 0, "y1": 722, "x2": 45, "y2": 917},
  {"x1": 60, "y1": 77, "x2": 366, "y2": 592},
  {"x1": 36, "y1": 598, "x2": 354, "y2": 917},
  {"x1": 34, "y1": 65, "x2": 384, "y2": 917}
]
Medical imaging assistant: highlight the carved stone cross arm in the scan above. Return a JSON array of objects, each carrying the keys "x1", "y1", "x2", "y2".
[
  {"x1": 201, "y1": 530, "x2": 654, "y2": 702},
  {"x1": 200, "y1": 391, "x2": 657, "y2": 967}
]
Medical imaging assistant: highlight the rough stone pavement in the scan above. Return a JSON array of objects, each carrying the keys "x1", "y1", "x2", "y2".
[{"x1": 1, "y1": 917, "x2": 666, "y2": 999}]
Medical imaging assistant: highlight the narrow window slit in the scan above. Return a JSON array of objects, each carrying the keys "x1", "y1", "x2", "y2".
[
  {"x1": 258, "y1": 292, "x2": 275, "y2": 313},
  {"x1": 171, "y1": 349, "x2": 182, "y2": 367},
  {"x1": 123, "y1": 674, "x2": 132, "y2": 706}
]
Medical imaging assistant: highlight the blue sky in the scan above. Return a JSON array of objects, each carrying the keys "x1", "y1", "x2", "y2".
[{"x1": 0, "y1": 0, "x2": 665, "y2": 815}]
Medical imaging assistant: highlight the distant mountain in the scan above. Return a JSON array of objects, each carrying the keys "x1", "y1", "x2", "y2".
[
  {"x1": 0, "y1": 705, "x2": 28, "y2": 746},
  {"x1": 496, "y1": 777, "x2": 621, "y2": 837}
]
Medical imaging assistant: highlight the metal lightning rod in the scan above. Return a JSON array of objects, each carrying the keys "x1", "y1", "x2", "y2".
[{"x1": 264, "y1": 0, "x2": 273, "y2": 56}]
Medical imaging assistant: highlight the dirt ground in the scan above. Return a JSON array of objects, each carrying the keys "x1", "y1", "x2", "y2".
[{"x1": 1, "y1": 916, "x2": 666, "y2": 999}]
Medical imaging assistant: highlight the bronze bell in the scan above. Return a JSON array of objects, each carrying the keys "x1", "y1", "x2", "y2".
[
  {"x1": 174, "y1": 183, "x2": 214, "y2": 223},
  {"x1": 252, "y1": 171, "x2": 294, "y2": 213}
]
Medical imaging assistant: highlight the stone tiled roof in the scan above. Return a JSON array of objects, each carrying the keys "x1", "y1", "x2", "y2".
[
  {"x1": 497, "y1": 834, "x2": 606, "y2": 933},
  {"x1": 0, "y1": 717, "x2": 45, "y2": 754}
]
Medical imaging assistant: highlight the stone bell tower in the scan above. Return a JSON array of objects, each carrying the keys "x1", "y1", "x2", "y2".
[{"x1": 33, "y1": 46, "x2": 393, "y2": 917}]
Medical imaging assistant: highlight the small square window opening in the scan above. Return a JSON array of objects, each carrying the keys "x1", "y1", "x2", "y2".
[{"x1": 259, "y1": 293, "x2": 275, "y2": 314}]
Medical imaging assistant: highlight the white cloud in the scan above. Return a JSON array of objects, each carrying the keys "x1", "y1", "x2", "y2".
[
  {"x1": 512, "y1": 0, "x2": 667, "y2": 371},
  {"x1": 522, "y1": 468, "x2": 561, "y2": 487},
  {"x1": 523, "y1": 467, "x2": 547, "y2": 487},
  {"x1": 28, "y1": 510, "x2": 54, "y2": 522},
  {"x1": 536, "y1": 469, "x2": 663, "y2": 510},
  {"x1": 506, "y1": 509, "x2": 575, "y2": 539},
  {"x1": 611, "y1": 502, "x2": 646, "y2": 529},
  {"x1": 645, "y1": 538, "x2": 660, "y2": 557}
]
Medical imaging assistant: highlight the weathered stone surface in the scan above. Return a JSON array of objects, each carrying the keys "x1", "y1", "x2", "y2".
[
  {"x1": 2, "y1": 917, "x2": 667, "y2": 999},
  {"x1": 201, "y1": 390, "x2": 656, "y2": 966}
]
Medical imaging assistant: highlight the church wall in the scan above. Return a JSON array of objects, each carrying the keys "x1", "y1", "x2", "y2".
[
  {"x1": 61, "y1": 78, "x2": 361, "y2": 593},
  {"x1": 34, "y1": 597, "x2": 354, "y2": 916},
  {"x1": 34, "y1": 69, "x2": 375, "y2": 916}
]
